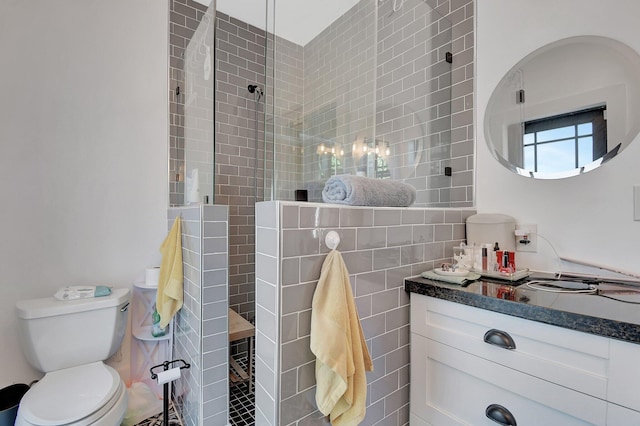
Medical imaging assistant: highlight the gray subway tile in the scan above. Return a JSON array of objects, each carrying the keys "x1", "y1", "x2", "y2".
[
  {"x1": 434, "y1": 224, "x2": 453, "y2": 241},
  {"x1": 282, "y1": 205, "x2": 299, "y2": 228},
  {"x1": 357, "y1": 227, "x2": 387, "y2": 250},
  {"x1": 374, "y1": 209, "x2": 402, "y2": 226},
  {"x1": 282, "y1": 229, "x2": 320, "y2": 257},
  {"x1": 401, "y1": 244, "x2": 424, "y2": 265},
  {"x1": 373, "y1": 247, "x2": 402, "y2": 270},
  {"x1": 355, "y1": 270, "x2": 386, "y2": 297},
  {"x1": 281, "y1": 336, "x2": 314, "y2": 372},
  {"x1": 372, "y1": 289, "x2": 400, "y2": 316},
  {"x1": 299, "y1": 255, "x2": 325, "y2": 284},
  {"x1": 340, "y1": 208, "x2": 373, "y2": 227},
  {"x1": 387, "y1": 225, "x2": 413, "y2": 247},
  {"x1": 282, "y1": 257, "x2": 300, "y2": 286},
  {"x1": 281, "y1": 313, "x2": 298, "y2": 343},
  {"x1": 256, "y1": 227, "x2": 278, "y2": 257},
  {"x1": 256, "y1": 201, "x2": 278, "y2": 228},
  {"x1": 282, "y1": 282, "x2": 315, "y2": 315},
  {"x1": 300, "y1": 206, "x2": 340, "y2": 228},
  {"x1": 342, "y1": 250, "x2": 373, "y2": 274},
  {"x1": 401, "y1": 209, "x2": 424, "y2": 224},
  {"x1": 370, "y1": 370, "x2": 399, "y2": 404}
]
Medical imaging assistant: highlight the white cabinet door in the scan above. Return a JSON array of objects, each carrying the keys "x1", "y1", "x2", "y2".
[{"x1": 410, "y1": 334, "x2": 607, "y2": 426}]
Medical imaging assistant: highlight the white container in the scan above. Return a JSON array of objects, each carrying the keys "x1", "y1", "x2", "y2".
[{"x1": 466, "y1": 213, "x2": 516, "y2": 252}]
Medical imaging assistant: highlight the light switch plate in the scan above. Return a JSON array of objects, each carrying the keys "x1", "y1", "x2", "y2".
[{"x1": 635, "y1": 186, "x2": 640, "y2": 221}]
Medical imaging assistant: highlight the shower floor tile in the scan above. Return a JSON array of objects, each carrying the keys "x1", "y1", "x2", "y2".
[{"x1": 230, "y1": 351, "x2": 256, "y2": 426}]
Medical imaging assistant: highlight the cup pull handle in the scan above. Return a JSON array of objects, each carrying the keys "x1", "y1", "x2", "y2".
[
  {"x1": 483, "y1": 329, "x2": 516, "y2": 350},
  {"x1": 486, "y1": 404, "x2": 517, "y2": 426}
]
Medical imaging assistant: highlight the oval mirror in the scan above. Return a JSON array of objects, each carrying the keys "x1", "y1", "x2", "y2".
[{"x1": 484, "y1": 36, "x2": 640, "y2": 179}]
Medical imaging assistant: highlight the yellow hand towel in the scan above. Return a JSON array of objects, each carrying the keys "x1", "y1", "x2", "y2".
[
  {"x1": 156, "y1": 216, "x2": 183, "y2": 329},
  {"x1": 310, "y1": 250, "x2": 373, "y2": 426}
]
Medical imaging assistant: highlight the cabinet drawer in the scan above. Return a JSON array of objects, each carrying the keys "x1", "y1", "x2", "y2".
[
  {"x1": 411, "y1": 294, "x2": 610, "y2": 399},
  {"x1": 411, "y1": 334, "x2": 607, "y2": 425}
]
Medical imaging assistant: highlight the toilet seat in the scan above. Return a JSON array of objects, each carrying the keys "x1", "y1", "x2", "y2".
[{"x1": 17, "y1": 362, "x2": 126, "y2": 425}]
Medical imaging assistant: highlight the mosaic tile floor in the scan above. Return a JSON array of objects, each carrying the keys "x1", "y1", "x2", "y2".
[{"x1": 229, "y1": 351, "x2": 256, "y2": 426}]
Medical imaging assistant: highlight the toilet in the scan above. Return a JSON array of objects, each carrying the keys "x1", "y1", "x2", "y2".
[{"x1": 14, "y1": 287, "x2": 131, "y2": 426}]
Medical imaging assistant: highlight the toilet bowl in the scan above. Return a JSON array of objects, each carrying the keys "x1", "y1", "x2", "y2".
[
  {"x1": 15, "y1": 363, "x2": 127, "y2": 426},
  {"x1": 15, "y1": 287, "x2": 130, "y2": 426}
]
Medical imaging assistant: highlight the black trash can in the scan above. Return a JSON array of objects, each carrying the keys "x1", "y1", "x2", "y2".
[{"x1": 0, "y1": 383, "x2": 29, "y2": 426}]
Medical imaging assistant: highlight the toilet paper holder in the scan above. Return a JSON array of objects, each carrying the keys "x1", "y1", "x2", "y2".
[{"x1": 150, "y1": 359, "x2": 190, "y2": 424}]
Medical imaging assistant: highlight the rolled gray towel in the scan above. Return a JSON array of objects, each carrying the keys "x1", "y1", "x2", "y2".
[{"x1": 322, "y1": 175, "x2": 416, "y2": 207}]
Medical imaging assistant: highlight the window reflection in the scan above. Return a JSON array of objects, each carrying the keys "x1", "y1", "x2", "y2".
[{"x1": 523, "y1": 106, "x2": 607, "y2": 173}]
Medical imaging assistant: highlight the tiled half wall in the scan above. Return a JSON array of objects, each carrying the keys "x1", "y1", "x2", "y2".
[
  {"x1": 254, "y1": 201, "x2": 475, "y2": 425},
  {"x1": 169, "y1": 205, "x2": 229, "y2": 426}
]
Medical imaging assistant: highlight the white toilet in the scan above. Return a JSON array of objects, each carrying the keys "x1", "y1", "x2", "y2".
[{"x1": 14, "y1": 287, "x2": 131, "y2": 426}]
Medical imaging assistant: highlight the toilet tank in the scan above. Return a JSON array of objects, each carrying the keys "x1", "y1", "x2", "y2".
[
  {"x1": 466, "y1": 213, "x2": 516, "y2": 252},
  {"x1": 15, "y1": 287, "x2": 130, "y2": 373}
]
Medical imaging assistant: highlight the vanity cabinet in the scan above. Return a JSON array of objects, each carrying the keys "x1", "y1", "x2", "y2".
[{"x1": 410, "y1": 294, "x2": 640, "y2": 425}]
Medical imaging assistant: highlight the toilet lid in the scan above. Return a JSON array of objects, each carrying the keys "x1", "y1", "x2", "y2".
[{"x1": 20, "y1": 362, "x2": 121, "y2": 425}]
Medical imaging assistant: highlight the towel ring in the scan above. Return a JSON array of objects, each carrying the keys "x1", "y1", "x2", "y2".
[{"x1": 325, "y1": 231, "x2": 340, "y2": 250}]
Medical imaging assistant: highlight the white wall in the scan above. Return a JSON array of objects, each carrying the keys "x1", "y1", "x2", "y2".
[
  {"x1": 476, "y1": 0, "x2": 640, "y2": 275},
  {"x1": 0, "y1": 0, "x2": 168, "y2": 386}
]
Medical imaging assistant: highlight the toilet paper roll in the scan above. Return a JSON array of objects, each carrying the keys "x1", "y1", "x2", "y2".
[
  {"x1": 145, "y1": 267, "x2": 160, "y2": 287},
  {"x1": 156, "y1": 367, "x2": 181, "y2": 385}
]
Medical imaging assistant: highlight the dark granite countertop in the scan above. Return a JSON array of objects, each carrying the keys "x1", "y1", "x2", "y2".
[{"x1": 405, "y1": 273, "x2": 640, "y2": 344}]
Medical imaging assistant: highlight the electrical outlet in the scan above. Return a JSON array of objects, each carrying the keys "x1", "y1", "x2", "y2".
[{"x1": 515, "y1": 224, "x2": 537, "y2": 252}]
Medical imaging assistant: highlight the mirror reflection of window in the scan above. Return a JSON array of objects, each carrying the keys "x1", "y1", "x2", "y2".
[
  {"x1": 522, "y1": 106, "x2": 607, "y2": 173},
  {"x1": 484, "y1": 36, "x2": 640, "y2": 178}
]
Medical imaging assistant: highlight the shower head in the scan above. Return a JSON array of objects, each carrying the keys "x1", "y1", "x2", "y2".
[
  {"x1": 247, "y1": 84, "x2": 264, "y2": 101},
  {"x1": 248, "y1": 84, "x2": 263, "y2": 95}
]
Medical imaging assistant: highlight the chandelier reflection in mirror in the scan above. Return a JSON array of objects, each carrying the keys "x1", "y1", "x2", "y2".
[{"x1": 316, "y1": 137, "x2": 391, "y2": 179}]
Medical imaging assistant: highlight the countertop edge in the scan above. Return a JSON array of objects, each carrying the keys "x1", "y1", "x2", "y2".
[{"x1": 405, "y1": 277, "x2": 640, "y2": 345}]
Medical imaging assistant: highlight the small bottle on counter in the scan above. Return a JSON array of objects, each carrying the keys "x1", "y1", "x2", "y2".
[
  {"x1": 492, "y1": 242, "x2": 501, "y2": 271},
  {"x1": 482, "y1": 246, "x2": 488, "y2": 271}
]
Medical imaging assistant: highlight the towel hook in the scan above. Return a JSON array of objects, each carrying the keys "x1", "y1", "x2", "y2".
[{"x1": 325, "y1": 231, "x2": 340, "y2": 250}]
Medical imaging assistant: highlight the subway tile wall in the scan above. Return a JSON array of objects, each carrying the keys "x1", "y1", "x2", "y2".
[
  {"x1": 375, "y1": 0, "x2": 474, "y2": 207},
  {"x1": 215, "y1": 11, "x2": 266, "y2": 322},
  {"x1": 269, "y1": 0, "x2": 475, "y2": 206},
  {"x1": 255, "y1": 201, "x2": 476, "y2": 425},
  {"x1": 170, "y1": 6, "x2": 263, "y2": 322},
  {"x1": 184, "y1": 4, "x2": 215, "y2": 204},
  {"x1": 268, "y1": 35, "x2": 305, "y2": 202},
  {"x1": 301, "y1": 0, "x2": 376, "y2": 192},
  {"x1": 169, "y1": 205, "x2": 229, "y2": 426}
]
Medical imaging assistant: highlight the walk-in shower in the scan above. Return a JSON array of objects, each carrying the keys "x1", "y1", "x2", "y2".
[{"x1": 167, "y1": 0, "x2": 473, "y2": 424}]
